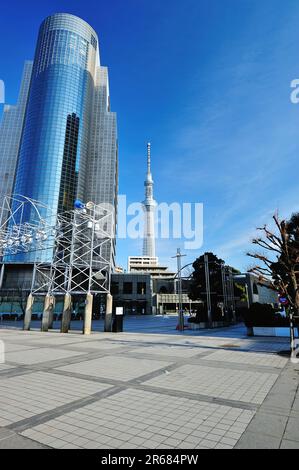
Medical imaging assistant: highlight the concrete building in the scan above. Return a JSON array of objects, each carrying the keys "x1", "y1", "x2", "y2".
[
  {"x1": 128, "y1": 256, "x2": 175, "y2": 279},
  {"x1": 0, "y1": 13, "x2": 118, "y2": 287},
  {"x1": 234, "y1": 273, "x2": 278, "y2": 307},
  {"x1": 111, "y1": 273, "x2": 153, "y2": 315},
  {"x1": 111, "y1": 272, "x2": 200, "y2": 316}
]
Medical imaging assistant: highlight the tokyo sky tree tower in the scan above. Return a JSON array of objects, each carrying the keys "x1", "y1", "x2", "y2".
[{"x1": 142, "y1": 143, "x2": 156, "y2": 257}]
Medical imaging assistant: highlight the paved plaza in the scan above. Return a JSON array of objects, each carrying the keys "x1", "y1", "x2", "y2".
[{"x1": 0, "y1": 316, "x2": 298, "y2": 449}]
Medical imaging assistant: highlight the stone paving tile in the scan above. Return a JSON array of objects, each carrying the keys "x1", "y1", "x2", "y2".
[
  {"x1": 241, "y1": 341, "x2": 289, "y2": 353},
  {"x1": 5, "y1": 347, "x2": 86, "y2": 365},
  {"x1": 18, "y1": 336, "x2": 91, "y2": 346},
  {"x1": 0, "y1": 371, "x2": 110, "y2": 426},
  {"x1": 242, "y1": 411, "x2": 288, "y2": 438},
  {"x1": 203, "y1": 350, "x2": 288, "y2": 368},
  {"x1": 283, "y1": 417, "x2": 299, "y2": 442},
  {"x1": 235, "y1": 431, "x2": 281, "y2": 449},
  {"x1": 0, "y1": 429, "x2": 47, "y2": 448},
  {"x1": 144, "y1": 364, "x2": 279, "y2": 404},
  {"x1": 0, "y1": 363, "x2": 15, "y2": 372},
  {"x1": 21, "y1": 388, "x2": 254, "y2": 449},
  {"x1": 280, "y1": 439, "x2": 299, "y2": 449},
  {"x1": 0, "y1": 323, "x2": 295, "y2": 449},
  {"x1": 175, "y1": 338, "x2": 242, "y2": 350},
  {"x1": 56, "y1": 355, "x2": 173, "y2": 382},
  {"x1": 129, "y1": 345, "x2": 207, "y2": 358},
  {"x1": 0, "y1": 343, "x2": 38, "y2": 353},
  {"x1": 63, "y1": 341, "x2": 127, "y2": 352}
]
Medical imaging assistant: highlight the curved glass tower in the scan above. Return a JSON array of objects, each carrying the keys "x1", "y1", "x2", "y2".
[{"x1": 6, "y1": 13, "x2": 118, "y2": 264}]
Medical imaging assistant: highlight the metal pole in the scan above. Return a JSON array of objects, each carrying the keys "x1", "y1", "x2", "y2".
[
  {"x1": 228, "y1": 268, "x2": 236, "y2": 323},
  {"x1": 221, "y1": 263, "x2": 227, "y2": 318},
  {"x1": 204, "y1": 254, "x2": 212, "y2": 327},
  {"x1": 88, "y1": 205, "x2": 96, "y2": 293},
  {"x1": 84, "y1": 205, "x2": 96, "y2": 335},
  {"x1": 172, "y1": 248, "x2": 186, "y2": 331},
  {"x1": 245, "y1": 284, "x2": 250, "y2": 309},
  {"x1": 290, "y1": 309, "x2": 296, "y2": 358},
  {"x1": 0, "y1": 263, "x2": 5, "y2": 290},
  {"x1": 177, "y1": 249, "x2": 184, "y2": 331}
]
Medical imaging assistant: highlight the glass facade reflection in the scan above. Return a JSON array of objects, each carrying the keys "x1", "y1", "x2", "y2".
[
  {"x1": 0, "y1": 62, "x2": 33, "y2": 204},
  {"x1": 3, "y1": 13, "x2": 118, "y2": 265}
]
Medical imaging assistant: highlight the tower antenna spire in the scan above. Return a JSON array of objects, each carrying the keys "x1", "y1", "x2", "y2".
[{"x1": 147, "y1": 142, "x2": 151, "y2": 174}]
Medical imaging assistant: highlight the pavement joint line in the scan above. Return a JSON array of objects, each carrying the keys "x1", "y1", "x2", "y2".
[
  {"x1": 4, "y1": 346, "x2": 283, "y2": 379},
  {"x1": 4, "y1": 347, "x2": 287, "y2": 375},
  {"x1": 0, "y1": 367, "x2": 36, "y2": 379},
  {"x1": 7, "y1": 385, "x2": 125, "y2": 433},
  {"x1": 0, "y1": 430, "x2": 14, "y2": 442},
  {"x1": 82, "y1": 345, "x2": 285, "y2": 356},
  {"x1": 43, "y1": 367, "x2": 259, "y2": 411},
  {"x1": 0, "y1": 336, "x2": 155, "y2": 349},
  {"x1": 122, "y1": 352, "x2": 283, "y2": 375},
  {"x1": 3, "y1": 346, "x2": 210, "y2": 379},
  {"x1": 4, "y1": 346, "x2": 135, "y2": 370},
  {"x1": 0, "y1": 323, "x2": 296, "y2": 449},
  {"x1": 134, "y1": 384, "x2": 259, "y2": 411}
]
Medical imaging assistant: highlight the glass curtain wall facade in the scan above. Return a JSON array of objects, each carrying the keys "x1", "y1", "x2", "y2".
[
  {"x1": 3, "y1": 13, "x2": 118, "y2": 265},
  {"x1": 86, "y1": 66, "x2": 118, "y2": 267},
  {"x1": 0, "y1": 62, "x2": 33, "y2": 203}
]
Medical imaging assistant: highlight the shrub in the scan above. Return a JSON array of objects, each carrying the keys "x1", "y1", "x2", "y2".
[{"x1": 243, "y1": 302, "x2": 289, "y2": 327}]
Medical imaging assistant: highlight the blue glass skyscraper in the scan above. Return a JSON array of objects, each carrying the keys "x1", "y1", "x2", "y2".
[{"x1": 1, "y1": 14, "x2": 118, "y2": 268}]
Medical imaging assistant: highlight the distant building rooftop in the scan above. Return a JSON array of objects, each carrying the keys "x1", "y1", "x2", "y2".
[{"x1": 128, "y1": 256, "x2": 175, "y2": 279}]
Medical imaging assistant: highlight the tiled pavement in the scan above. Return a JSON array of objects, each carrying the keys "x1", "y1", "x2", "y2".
[{"x1": 0, "y1": 318, "x2": 298, "y2": 449}]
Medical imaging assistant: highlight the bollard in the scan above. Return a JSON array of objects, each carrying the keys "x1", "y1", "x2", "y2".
[
  {"x1": 61, "y1": 293, "x2": 72, "y2": 333},
  {"x1": 24, "y1": 294, "x2": 34, "y2": 331},
  {"x1": 41, "y1": 294, "x2": 55, "y2": 332},
  {"x1": 104, "y1": 294, "x2": 113, "y2": 332},
  {"x1": 83, "y1": 293, "x2": 93, "y2": 335}
]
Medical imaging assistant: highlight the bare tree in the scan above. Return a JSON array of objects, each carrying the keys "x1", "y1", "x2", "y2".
[{"x1": 247, "y1": 212, "x2": 299, "y2": 355}]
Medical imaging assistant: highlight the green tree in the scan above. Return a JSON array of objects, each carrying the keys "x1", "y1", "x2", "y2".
[
  {"x1": 189, "y1": 252, "x2": 242, "y2": 322},
  {"x1": 189, "y1": 252, "x2": 223, "y2": 303}
]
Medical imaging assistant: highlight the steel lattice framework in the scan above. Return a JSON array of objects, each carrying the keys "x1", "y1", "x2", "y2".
[
  {"x1": 0, "y1": 196, "x2": 114, "y2": 297},
  {"x1": 0, "y1": 195, "x2": 54, "y2": 258}
]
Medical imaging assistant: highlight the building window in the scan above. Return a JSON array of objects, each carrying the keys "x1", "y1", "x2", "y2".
[
  {"x1": 91, "y1": 35, "x2": 97, "y2": 50},
  {"x1": 253, "y1": 283, "x2": 259, "y2": 295},
  {"x1": 58, "y1": 113, "x2": 79, "y2": 213},
  {"x1": 137, "y1": 282, "x2": 146, "y2": 295},
  {"x1": 159, "y1": 286, "x2": 168, "y2": 294},
  {"x1": 123, "y1": 282, "x2": 133, "y2": 295}
]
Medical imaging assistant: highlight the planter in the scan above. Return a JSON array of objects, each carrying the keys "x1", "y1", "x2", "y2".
[{"x1": 253, "y1": 327, "x2": 291, "y2": 337}]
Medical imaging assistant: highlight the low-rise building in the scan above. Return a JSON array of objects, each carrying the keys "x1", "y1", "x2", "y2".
[
  {"x1": 111, "y1": 273, "x2": 153, "y2": 315},
  {"x1": 234, "y1": 273, "x2": 278, "y2": 307},
  {"x1": 111, "y1": 272, "x2": 200, "y2": 315},
  {"x1": 128, "y1": 256, "x2": 175, "y2": 279}
]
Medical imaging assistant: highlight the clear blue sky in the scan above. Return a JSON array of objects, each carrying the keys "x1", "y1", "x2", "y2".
[{"x1": 0, "y1": 0, "x2": 298, "y2": 272}]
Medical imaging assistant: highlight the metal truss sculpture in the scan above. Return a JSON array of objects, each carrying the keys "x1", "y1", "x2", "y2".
[
  {"x1": 0, "y1": 195, "x2": 54, "y2": 258},
  {"x1": 0, "y1": 196, "x2": 114, "y2": 297},
  {"x1": 33, "y1": 202, "x2": 113, "y2": 296}
]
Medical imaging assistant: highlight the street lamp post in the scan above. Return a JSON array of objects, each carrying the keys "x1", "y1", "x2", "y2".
[
  {"x1": 172, "y1": 248, "x2": 186, "y2": 331},
  {"x1": 204, "y1": 254, "x2": 212, "y2": 327}
]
